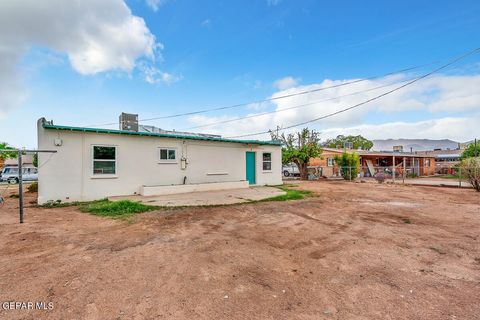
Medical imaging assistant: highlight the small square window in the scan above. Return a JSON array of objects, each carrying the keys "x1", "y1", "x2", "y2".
[
  {"x1": 327, "y1": 158, "x2": 334, "y2": 166},
  {"x1": 159, "y1": 148, "x2": 176, "y2": 162}
]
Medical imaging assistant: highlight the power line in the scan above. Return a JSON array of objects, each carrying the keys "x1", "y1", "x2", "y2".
[
  {"x1": 83, "y1": 61, "x2": 439, "y2": 128},
  {"x1": 226, "y1": 47, "x2": 480, "y2": 139},
  {"x1": 181, "y1": 76, "x2": 416, "y2": 130}
]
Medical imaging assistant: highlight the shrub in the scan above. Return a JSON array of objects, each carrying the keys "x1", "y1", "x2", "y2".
[
  {"x1": 27, "y1": 182, "x2": 38, "y2": 193},
  {"x1": 460, "y1": 142, "x2": 480, "y2": 159},
  {"x1": 459, "y1": 157, "x2": 480, "y2": 192},
  {"x1": 406, "y1": 172, "x2": 418, "y2": 179},
  {"x1": 374, "y1": 172, "x2": 385, "y2": 183},
  {"x1": 334, "y1": 152, "x2": 360, "y2": 181}
]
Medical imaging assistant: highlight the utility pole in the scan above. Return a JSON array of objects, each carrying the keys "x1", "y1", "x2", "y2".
[
  {"x1": 392, "y1": 155, "x2": 396, "y2": 182},
  {"x1": 475, "y1": 138, "x2": 478, "y2": 157},
  {"x1": 0, "y1": 149, "x2": 57, "y2": 223}
]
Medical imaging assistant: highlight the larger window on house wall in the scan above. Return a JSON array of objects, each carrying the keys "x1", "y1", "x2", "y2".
[
  {"x1": 327, "y1": 158, "x2": 334, "y2": 166},
  {"x1": 93, "y1": 146, "x2": 116, "y2": 175},
  {"x1": 262, "y1": 152, "x2": 272, "y2": 171},
  {"x1": 159, "y1": 148, "x2": 176, "y2": 162}
]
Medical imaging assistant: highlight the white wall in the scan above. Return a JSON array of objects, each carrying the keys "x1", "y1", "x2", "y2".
[{"x1": 37, "y1": 120, "x2": 282, "y2": 204}]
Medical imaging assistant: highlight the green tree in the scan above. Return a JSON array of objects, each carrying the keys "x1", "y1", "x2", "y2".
[
  {"x1": 33, "y1": 153, "x2": 38, "y2": 168},
  {"x1": 271, "y1": 128, "x2": 322, "y2": 180},
  {"x1": 324, "y1": 135, "x2": 373, "y2": 150},
  {"x1": 334, "y1": 152, "x2": 360, "y2": 181},
  {"x1": 0, "y1": 142, "x2": 17, "y2": 159},
  {"x1": 461, "y1": 140, "x2": 480, "y2": 159}
]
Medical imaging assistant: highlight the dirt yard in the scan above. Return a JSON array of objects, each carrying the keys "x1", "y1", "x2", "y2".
[{"x1": 0, "y1": 181, "x2": 479, "y2": 320}]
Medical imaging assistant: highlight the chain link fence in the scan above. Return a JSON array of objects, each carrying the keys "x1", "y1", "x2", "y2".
[{"x1": 305, "y1": 164, "x2": 479, "y2": 189}]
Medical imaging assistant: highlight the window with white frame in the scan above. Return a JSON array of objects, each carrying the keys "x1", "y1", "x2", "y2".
[
  {"x1": 327, "y1": 158, "x2": 334, "y2": 166},
  {"x1": 262, "y1": 152, "x2": 272, "y2": 171},
  {"x1": 93, "y1": 146, "x2": 116, "y2": 175},
  {"x1": 159, "y1": 148, "x2": 176, "y2": 162}
]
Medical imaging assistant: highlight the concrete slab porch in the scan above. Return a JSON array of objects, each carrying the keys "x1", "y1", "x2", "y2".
[{"x1": 108, "y1": 186, "x2": 286, "y2": 207}]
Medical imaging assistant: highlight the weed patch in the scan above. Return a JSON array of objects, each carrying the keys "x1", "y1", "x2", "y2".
[
  {"x1": 37, "y1": 200, "x2": 82, "y2": 208},
  {"x1": 263, "y1": 185, "x2": 314, "y2": 202},
  {"x1": 27, "y1": 182, "x2": 38, "y2": 193},
  {"x1": 79, "y1": 200, "x2": 160, "y2": 219}
]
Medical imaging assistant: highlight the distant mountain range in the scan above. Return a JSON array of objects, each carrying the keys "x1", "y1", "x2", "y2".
[{"x1": 372, "y1": 139, "x2": 461, "y2": 152}]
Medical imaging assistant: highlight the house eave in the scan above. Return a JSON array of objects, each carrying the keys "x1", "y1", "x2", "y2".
[{"x1": 42, "y1": 122, "x2": 282, "y2": 146}]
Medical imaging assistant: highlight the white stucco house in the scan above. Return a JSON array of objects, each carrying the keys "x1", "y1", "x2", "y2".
[{"x1": 37, "y1": 117, "x2": 283, "y2": 204}]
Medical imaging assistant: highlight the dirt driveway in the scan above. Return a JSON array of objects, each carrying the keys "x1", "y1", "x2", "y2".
[{"x1": 0, "y1": 182, "x2": 479, "y2": 319}]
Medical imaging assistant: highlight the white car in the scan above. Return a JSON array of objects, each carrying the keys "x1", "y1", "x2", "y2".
[
  {"x1": 282, "y1": 164, "x2": 300, "y2": 177},
  {"x1": 0, "y1": 166, "x2": 38, "y2": 184}
]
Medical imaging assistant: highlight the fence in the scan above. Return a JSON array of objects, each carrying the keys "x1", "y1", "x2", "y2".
[
  {"x1": 305, "y1": 165, "x2": 478, "y2": 189},
  {"x1": 315, "y1": 165, "x2": 431, "y2": 179}
]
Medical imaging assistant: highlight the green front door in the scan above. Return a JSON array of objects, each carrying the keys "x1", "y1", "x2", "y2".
[{"x1": 245, "y1": 151, "x2": 256, "y2": 185}]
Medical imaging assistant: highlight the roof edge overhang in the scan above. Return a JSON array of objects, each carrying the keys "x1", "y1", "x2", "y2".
[{"x1": 41, "y1": 122, "x2": 282, "y2": 146}]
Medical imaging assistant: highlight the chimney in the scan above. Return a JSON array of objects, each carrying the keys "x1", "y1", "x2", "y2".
[{"x1": 119, "y1": 113, "x2": 139, "y2": 132}]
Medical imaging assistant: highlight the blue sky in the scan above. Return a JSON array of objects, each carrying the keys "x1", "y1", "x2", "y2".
[{"x1": 1, "y1": 0, "x2": 480, "y2": 148}]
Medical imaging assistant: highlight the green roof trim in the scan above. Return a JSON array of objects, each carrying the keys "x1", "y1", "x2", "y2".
[{"x1": 42, "y1": 123, "x2": 282, "y2": 146}]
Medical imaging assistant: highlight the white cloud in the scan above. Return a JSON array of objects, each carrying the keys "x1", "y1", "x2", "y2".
[
  {"x1": 141, "y1": 64, "x2": 182, "y2": 84},
  {"x1": 0, "y1": 50, "x2": 27, "y2": 119},
  {"x1": 0, "y1": 0, "x2": 175, "y2": 116},
  {"x1": 273, "y1": 76, "x2": 300, "y2": 90},
  {"x1": 186, "y1": 73, "x2": 480, "y2": 142},
  {"x1": 146, "y1": 0, "x2": 166, "y2": 12}
]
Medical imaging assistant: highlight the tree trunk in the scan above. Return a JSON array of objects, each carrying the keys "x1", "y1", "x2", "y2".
[{"x1": 298, "y1": 162, "x2": 309, "y2": 180}]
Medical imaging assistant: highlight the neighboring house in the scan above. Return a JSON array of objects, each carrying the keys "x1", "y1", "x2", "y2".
[
  {"x1": 310, "y1": 148, "x2": 436, "y2": 178},
  {"x1": 37, "y1": 117, "x2": 282, "y2": 204},
  {"x1": 0, "y1": 154, "x2": 34, "y2": 169},
  {"x1": 415, "y1": 149, "x2": 462, "y2": 174},
  {"x1": 3, "y1": 154, "x2": 33, "y2": 167}
]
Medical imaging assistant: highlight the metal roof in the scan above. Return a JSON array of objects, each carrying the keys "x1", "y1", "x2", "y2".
[
  {"x1": 436, "y1": 154, "x2": 461, "y2": 158},
  {"x1": 42, "y1": 123, "x2": 282, "y2": 146}
]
